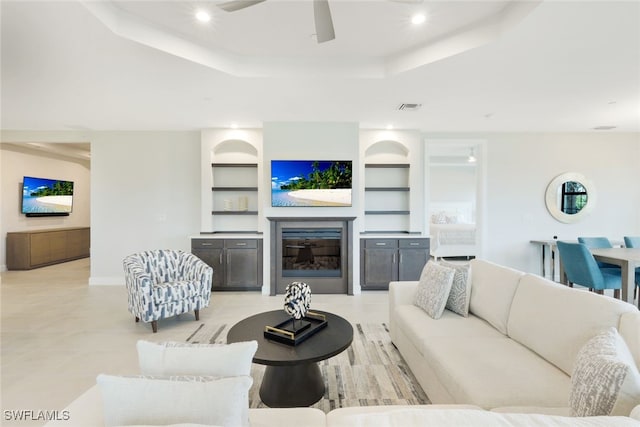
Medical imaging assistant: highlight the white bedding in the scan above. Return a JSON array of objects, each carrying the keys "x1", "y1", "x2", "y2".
[{"x1": 430, "y1": 223, "x2": 477, "y2": 259}]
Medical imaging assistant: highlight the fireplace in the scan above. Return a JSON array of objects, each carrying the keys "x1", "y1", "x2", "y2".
[{"x1": 268, "y1": 217, "x2": 355, "y2": 295}]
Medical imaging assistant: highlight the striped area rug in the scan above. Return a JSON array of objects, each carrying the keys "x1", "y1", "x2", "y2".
[{"x1": 186, "y1": 322, "x2": 430, "y2": 412}]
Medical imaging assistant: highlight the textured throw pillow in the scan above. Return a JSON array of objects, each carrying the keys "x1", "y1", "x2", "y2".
[
  {"x1": 438, "y1": 260, "x2": 472, "y2": 317},
  {"x1": 569, "y1": 327, "x2": 640, "y2": 417},
  {"x1": 413, "y1": 261, "x2": 456, "y2": 319},
  {"x1": 137, "y1": 340, "x2": 257, "y2": 377},
  {"x1": 97, "y1": 374, "x2": 252, "y2": 427}
]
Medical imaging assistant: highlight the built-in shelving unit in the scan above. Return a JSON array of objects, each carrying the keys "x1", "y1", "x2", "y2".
[{"x1": 363, "y1": 163, "x2": 411, "y2": 233}]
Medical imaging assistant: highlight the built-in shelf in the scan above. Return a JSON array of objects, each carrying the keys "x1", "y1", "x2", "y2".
[
  {"x1": 212, "y1": 211, "x2": 259, "y2": 215},
  {"x1": 211, "y1": 163, "x2": 258, "y2": 168},
  {"x1": 365, "y1": 187, "x2": 410, "y2": 192},
  {"x1": 364, "y1": 163, "x2": 410, "y2": 168},
  {"x1": 364, "y1": 210, "x2": 410, "y2": 215},
  {"x1": 212, "y1": 187, "x2": 258, "y2": 191}
]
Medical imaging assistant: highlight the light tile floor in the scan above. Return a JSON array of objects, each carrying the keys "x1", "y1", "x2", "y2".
[{"x1": 0, "y1": 258, "x2": 389, "y2": 427}]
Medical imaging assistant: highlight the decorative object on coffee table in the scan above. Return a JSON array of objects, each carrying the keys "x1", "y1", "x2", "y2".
[{"x1": 265, "y1": 282, "x2": 327, "y2": 345}]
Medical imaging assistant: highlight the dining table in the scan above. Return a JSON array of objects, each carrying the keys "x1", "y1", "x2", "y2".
[{"x1": 590, "y1": 248, "x2": 640, "y2": 304}]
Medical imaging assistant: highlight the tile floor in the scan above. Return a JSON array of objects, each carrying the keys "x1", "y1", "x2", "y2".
[{"x1": 0, "y1": 258, "x2": 389, "y2": 427}]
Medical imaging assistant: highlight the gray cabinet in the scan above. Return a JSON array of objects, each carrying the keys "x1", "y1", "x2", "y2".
[
  {"x1": 192, "y1": 238, "x2": 262, "y2": 291},
  {"x1": 360, "y1": 238, "x2": 429, "y2": 290}
]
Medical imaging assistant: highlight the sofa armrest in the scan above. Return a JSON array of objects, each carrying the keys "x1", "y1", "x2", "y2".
[{"x1": 389, "y1": 281, "x2": 418, "y2": 343}]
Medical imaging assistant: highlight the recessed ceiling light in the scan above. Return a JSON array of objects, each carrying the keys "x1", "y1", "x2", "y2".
[
  {"x1": 386, "y1": 124, "x2": 394, "y2": 130},
  {"x1": 195, "y1": 10, "x2": 211, "y2": 23},
  {"x1": 411, "y1": 13, "x2": 426, "y2": 25},
  {"x1": 230, "y1": 122, "x2": 238, "y2": 129}
]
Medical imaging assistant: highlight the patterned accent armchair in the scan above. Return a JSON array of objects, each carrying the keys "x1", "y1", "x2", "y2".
[{"x1": 123, "y1": 250, "x2": 213, "y2": 333}]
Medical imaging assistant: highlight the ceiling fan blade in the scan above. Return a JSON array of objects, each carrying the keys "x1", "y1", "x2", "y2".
[
  {"x1": 313, "y1": 0, "x2": 335, "y2": 43},
  {"x1": 218, "y1": 0, "x2": 266, "y2": 12}
]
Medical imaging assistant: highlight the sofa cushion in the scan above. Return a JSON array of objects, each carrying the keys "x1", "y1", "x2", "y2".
[
  {"x1": 137, "y1": 340, "x2": 257, "y2": 377},
  {"x1": 507, "y1": 274, "x2": 636, "y2": 375},
  {"x1": 394, "y1": 306, "x2": 506, "y2": 355},
  {"x1": 570, "y1": 328, "x2": 640, "y2": 417},
  {"x1": 96, "y1": 374, "x2": 252, "y2": 427},
  {"x1": 413, "y1": 261, "x2": 455, "y2": 319},
  {"x1": 618, "y1": 311, "x2": 640, "y2": 368},
  {"x1": 326, "y1": 406, "x2": 640, "y2": 427},
  {"x1": 468, "y1": 259, "x2": 524, "y2": 335},
  {"x1": 421, "y1": 336, "x2": 570, "y2": 408},
  {"x1": 439, "y1": 260, "x2": 472, "y2": 317}
]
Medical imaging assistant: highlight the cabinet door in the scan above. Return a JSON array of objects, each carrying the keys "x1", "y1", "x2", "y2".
[
  {"x1": 398, "y1": 239, "x2": 430, "y2": 281},
  {"x1": 362, "y1": 248, "x2": 398, "y2": 289},
  {"x1": 191, "y1": 245, "x2": 224, "y2": 290},
  {"x1": 398, "y1": 249, "x2": 429, "y2": 281},
  {"x1": 226, "y1": 248, "x2": 258, "y2": 287}
]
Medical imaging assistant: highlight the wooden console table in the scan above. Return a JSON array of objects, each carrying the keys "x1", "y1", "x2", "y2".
[{"x1": 6, "y1": 227, "x2": 90, "y2": 270}]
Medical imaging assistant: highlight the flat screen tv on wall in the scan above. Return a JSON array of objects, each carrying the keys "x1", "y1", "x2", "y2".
[
  {"x1": 21, "y1": 176, "x2": 74, "y2": 217},
  {"x1": 271, "y1": 160, "x2": 352, "y2": 207}
]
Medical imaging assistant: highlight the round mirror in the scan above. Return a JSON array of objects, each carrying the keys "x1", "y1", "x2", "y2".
[{"x1": 545, "y1": 172, "x2": 596, "y2": 223}]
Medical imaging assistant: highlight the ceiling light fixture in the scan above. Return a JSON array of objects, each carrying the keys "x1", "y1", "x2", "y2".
[
  {"x1": 230, "y1": 122, "x2": 238, "y2": 129},
  {"x1": 386, "y1": 124, "x2": 394, "y2": 130},
  {"x1": 411, "y1": 13, "x2": 426, "y2": 25},
  {"x1": 195, "y1": 10, "x2": 211, "y2": 23},
  {"x1": 468, "y1": 148, "x2": 477, "y2": 163}
]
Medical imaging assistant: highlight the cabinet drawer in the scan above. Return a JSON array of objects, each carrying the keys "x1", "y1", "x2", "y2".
[
  {"x1": 364, "y1": 239, "x2": 398, "y2": 249},
  {"x1": 224, "y1": 239, "x2": 258, "y2": 249},
  {"x1": 399, "y1": 239, "x2": 430, "y2": 249},
  {"x1": 191, "y1": 239, "x2": 224, "y2": 249}
]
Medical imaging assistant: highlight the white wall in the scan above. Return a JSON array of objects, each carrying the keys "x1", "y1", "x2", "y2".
[
  {"x1": 2, "y1": 129, "x2": 639, "y2": 285},
  {"x1": 89, "y1": 131, "x2": 201, "y2": 284},
  {"x1": 0, "y1": 143, "x2": 90, "y2": 271},
  {"x1": 458, "y1": 132, "x2": 639, "y2": 274}
]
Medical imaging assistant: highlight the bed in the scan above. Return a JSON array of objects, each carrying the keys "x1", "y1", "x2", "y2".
[{"x1": 429, "y1": 202, "x2": 478, "y2": 260}]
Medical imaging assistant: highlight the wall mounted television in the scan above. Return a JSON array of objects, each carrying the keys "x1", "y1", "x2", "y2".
[
  {"x1": 21, "y1": 176, "x2": 74, "y2": 217},
  {"x1": 271, "y1": 160, "x2": 352, "y2": 207}
]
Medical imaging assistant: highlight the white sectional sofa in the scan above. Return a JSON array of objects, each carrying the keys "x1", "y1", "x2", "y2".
[
  {"x1": 389, "y1": 258, "x2": 640, "y2": 413},
  {"x1": 44, "y1": 258, "x2": 640, "y2": 426},
  {"x1": 45, "y1": 385, "x2": 640, "y2": 426}
]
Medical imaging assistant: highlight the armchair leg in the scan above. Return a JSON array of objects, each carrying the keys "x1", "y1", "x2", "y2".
[
  {"x1": 151, "y1": 321, "x2": 158, "y2": 333},
  {"x1": 195, "y1": 309, "x2": 200, "y2": 321},
  {"x1": 135, "y1": 317, "x2": 139, "y2": 323},
  {"x1": 614, "y1": 289, "x2": 621, "y2": 299}
]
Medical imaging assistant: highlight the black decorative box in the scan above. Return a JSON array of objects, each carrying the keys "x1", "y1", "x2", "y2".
[{"x1": 264, "y1": 312, "x2": 328, "y2": 346}]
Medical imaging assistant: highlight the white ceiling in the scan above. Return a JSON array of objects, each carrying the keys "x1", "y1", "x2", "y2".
[{"x1": 1, "y1": 0, "x2": 639, "y2": 133}]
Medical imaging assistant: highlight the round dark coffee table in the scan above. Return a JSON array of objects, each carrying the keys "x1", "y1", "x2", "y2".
[{"x1": 226, "y1": 310, "x2": 353, "y2": 407}]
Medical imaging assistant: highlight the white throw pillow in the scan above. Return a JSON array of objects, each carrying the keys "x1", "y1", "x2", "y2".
[
  {"x1": 569, "y1": 327, "x2": 640, "y2": 417},
  {"x1": 137, "y1": 340, "x2": 257, "y2": 377},
  {"x1": 97, "y1": 374, "x2": 252, "y2": 427},
  {"x1": 413, "y1": 261, "x2": 455, "y2": 319},
  {"x1": 438, "y1": 260, "x2": 472, "y2": 317}
]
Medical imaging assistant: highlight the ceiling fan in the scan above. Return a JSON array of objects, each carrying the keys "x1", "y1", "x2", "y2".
[{"x1": 217, "y1": 0, "x2": 422, "y2": 44}]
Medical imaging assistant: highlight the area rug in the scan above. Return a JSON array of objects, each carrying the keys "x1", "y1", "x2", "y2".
[{"x1": 186, "y1": 322, "x2": 430, "y2": 412}]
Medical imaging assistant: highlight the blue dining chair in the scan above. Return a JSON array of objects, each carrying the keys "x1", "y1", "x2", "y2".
[
  {"x1": 577, "y1": 237, "x2": 620, "y2": 270},
  {"x1": 623, "y1": 236, "x2": 640, "y2": 306},
  {"x1": 624, "y1": 236, "x2": 640, "y2": 248},
  {"x1": 557, "y1": 241, "x2": 622, "y2": 299}
]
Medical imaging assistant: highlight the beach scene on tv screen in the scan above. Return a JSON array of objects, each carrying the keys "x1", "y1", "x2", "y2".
[
  {"x1": 22, "y1": 177, "x2": 73, "y2": 213},
  {"x1": 272, "y1": 161, "x2": 352, "y2": 207}
]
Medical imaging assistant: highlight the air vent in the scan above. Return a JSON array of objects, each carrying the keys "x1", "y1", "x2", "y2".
[
  {"x1": 592, "y1": 125, "x2": 617, "y2": 130},
  {"x1": 397, "y1": 103, "x2": 422, "y2": 111}
]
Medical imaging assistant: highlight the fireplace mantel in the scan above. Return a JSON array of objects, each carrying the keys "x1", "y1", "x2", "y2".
[{"x1": 267, "y1": 217, "x2": 355, "y2": 296}]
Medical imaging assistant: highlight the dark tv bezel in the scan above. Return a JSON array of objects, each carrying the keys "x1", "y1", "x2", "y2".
[
  {"x1": 21, "y1": 175, "x2": 74, "y2": 217},
  {"x1": 270, "y1": 160, "x2": 353, "y2": 208}
]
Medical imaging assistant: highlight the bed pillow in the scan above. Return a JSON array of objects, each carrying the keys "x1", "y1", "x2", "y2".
[
  {"x1": 438, "y1": 260, "x2": 472, "y2": 317},
  {"x1": 414, "y1": 261, "x2": 455, "y2": 319},
  {"x1": 97, "y1": 374, "x2": 252, "y2": 427},
  {"x1": 569, "y1": 327, "x2": 640, "y2": 417},
  {"x1": 137, "y1": 340, "x2": 257, "y2": 377}
]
